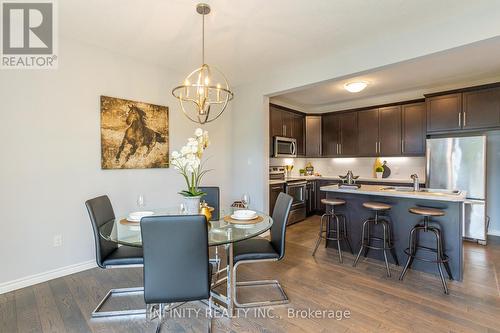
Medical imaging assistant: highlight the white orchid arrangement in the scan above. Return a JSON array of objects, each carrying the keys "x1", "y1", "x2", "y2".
[{"x1": 171, "y1": 128, "x2": 211, "y2": 197}]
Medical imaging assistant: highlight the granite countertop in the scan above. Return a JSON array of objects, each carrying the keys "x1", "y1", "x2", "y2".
[{"x1": 320, "y1": 184, "x2": 466, "y2": 202}]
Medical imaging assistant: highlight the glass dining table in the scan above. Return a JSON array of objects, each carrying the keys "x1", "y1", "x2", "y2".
[{"x1": 99, "y1": 206, "x2": 273, "y2": 316}]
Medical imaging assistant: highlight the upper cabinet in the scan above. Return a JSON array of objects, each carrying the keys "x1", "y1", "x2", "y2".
[
  {"x1": 426, "y1": 93, "x2": 462, "y2": 133},
  {"x1": 269, "y1": 104, "x2": 305, "y2": 156},
  {"x1": 321, "y1": 113, "x2": 340, "y2": 156},
  {"x1": 305, "y1": 116, "x2": 322, "y2": 157},
  {"x1": 426, "y1": 85, "x2": 500, "y2": 133},
  {"x1": 357, "y1": 107, "x2": 402, "y2": 157},
  {"x1": 357, "y1": 109, "x2": 379, "y2": 156},
  {"x1": 462, "y1": 87, "x2": 500, "y2": 130},
  {"x1": 402, "y1": 102, "x2": 426, "y2": 155},
  {"x1": 379, "y1": 106, "x2": 402, "y2": 156},
  {"x1": 338, "y1": 112, "x2": 358, "y2": 156},
  {"x1": 322, "y1": 112, "x2": 357, "y2": 157}
]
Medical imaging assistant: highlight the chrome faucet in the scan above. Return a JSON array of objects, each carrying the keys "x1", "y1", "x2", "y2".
[{"x1": 411, "y1": 174, "x2": 419, "y2": 191}]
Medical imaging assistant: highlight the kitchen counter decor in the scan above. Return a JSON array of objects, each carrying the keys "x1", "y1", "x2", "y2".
[{"x1": 171, "y1": 128, "x2": 211, "y2": 214}]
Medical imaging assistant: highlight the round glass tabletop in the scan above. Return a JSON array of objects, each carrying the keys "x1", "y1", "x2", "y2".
[{"x1": 99, "y1": 207, "x2": 273, "y2": 247}]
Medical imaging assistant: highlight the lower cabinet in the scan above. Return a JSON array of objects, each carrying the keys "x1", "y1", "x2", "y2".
[
  {"x1": 306, "y1": 181, "x2": 317, "y2": 216},
  {"x1": 269, "y1": 183, "x2": 285, "y2": 215}
]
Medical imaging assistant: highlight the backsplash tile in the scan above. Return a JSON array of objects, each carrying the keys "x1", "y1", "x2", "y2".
[{"x1": 270, "y1": 157, "x2": 426, "y2": 181}]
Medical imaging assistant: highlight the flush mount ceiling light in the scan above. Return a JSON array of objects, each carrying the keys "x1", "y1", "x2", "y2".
[
  {"x1": 172, "y1": 3, "x2": 234, "y2": 124},
  {"x1": 344, "y1": 81, "x2": 368, "y2": 93}
]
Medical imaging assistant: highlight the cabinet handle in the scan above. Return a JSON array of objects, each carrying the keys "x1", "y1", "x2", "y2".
[
  {"x1": 378, "y1": 141, "x2": 381, "y2": 154},
  {"x1": 375, "y1": 142, "x2": 378, "y2": 153},
  {"x1": 339, "y1": 143, "x2": 342, "y2": 155},
  {"x1": 336, "y1": 143, "x2": 339, "y2": 155},
  {"x1": 458, "y1": 112, "x2": 461, "y2": 128},
  {"x1": 463, "y1": 111, "x2": 467, "y2": 127},
  {"x1": 401, "y1": 139, "x2": 404, "y2": 154}
]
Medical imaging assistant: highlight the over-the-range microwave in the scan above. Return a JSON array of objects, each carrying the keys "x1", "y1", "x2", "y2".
[{"x1": 273, "y1": 136, "x2": 297, "y2": 158}]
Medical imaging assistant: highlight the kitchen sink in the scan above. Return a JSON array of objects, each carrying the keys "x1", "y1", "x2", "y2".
[
  {"x1": 380, "y1": 186, "x2": 414, "y2": 192},
  {"x1": 381, "y1": 186, "x2": 461, "y2": 195},
  {"x1": 418, "y1": 188, "x2": 462, "y2": 195}
]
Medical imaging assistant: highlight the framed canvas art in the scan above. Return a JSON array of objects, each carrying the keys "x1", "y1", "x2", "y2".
[{"x1": 100, "y1": 96, "x2": 169, "y2": 169}]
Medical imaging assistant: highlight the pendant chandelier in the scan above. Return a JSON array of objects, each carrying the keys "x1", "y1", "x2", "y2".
[{"x1": 172, "y1": 3, "x2": 234, "y2": 124}]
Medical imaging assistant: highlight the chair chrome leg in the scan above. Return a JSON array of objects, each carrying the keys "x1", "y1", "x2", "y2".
[
  {"x1": 226, "y1": 243, "x2": 235, "y2": 316},
  {"x1": 232, "y1": 259, "x2": 289, "y2": 308},
  {"x1": 91, "y1": 287, "x2": 145, "y2": 318}
]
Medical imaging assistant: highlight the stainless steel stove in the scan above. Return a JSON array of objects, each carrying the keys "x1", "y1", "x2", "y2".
[{"x1": 269, "y1": 166, "x2": 306, "y2": 224}]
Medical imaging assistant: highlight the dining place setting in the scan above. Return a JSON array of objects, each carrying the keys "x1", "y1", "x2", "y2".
[{"x1": 85, "y1": 128, "x2": 294, "y2": 332}]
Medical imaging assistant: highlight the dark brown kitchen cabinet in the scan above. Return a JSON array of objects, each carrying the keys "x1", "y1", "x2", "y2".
[
  {"x1": 291, "y1": 113, "x2": 305, "y2": 156},
  {"x1": 305, "y1": 116, "x2": 322, "y2": 157},
  {"x1": 338, "y1": 112, "x2": 358, "y2": 155},
  {"x1": 269, "y1": 104, "x2": 305, "y2": 156},
  {"x1": 462, "y1": 87, "x2": 500, "y2": 130},
  {"x1": 322, "y1": 114, "x2": 340, "y2": 156},
  {"x1": 357, "y1": 109, "x2": 379, "y2": 156},
  {"x1": 269, "y1": 183, "x2": 284, "y2": 215},
  {"x1": 322, "y1": 112, "x2": 357, "y2": 156},
  {"x1": 378, "y1": 106, "x2": 402, "y2": 156},
  {"x1": 426, "y1": 93, "x2": 462, "y2": 133},
  {"x1": 402, "y1": 102, "x2": 426, "y2": 155}
]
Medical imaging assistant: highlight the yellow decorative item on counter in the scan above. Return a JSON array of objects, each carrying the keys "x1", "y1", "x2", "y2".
[
  {"x1": 200, "y1": 201, "x2": 214, "y2": 224},
  {"x1": 373, "y1": 157, "x2": 383, "y2": 177}
]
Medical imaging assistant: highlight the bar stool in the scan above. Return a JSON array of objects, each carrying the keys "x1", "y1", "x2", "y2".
[
  {"x1": 399, "y1": 207, "x2": 453, "y2": 294},
  {"x1": 312, "y1": 198, "x2": 353, "y2": 263},
  {"x1": 353, "y1": 202, "x2": 399, "y2": 277}
]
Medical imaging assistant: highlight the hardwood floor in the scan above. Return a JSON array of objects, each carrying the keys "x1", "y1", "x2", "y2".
[{"x1": 2, "y1": 215, "x2": 500, "y2": 332}]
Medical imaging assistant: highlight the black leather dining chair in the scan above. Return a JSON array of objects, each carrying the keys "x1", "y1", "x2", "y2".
[
  {"x1": 199, "y1": 186, "x2": 220, "y2": 220},
  {"x1": 85, "y1": 195, "x2": 145, "y2": 318},
  {"x1": 232, "y1": 192, "x2": 293, "y2": 308},
  {"x1": 141, "y1": 215, "x2": 212, "y2": 332}
]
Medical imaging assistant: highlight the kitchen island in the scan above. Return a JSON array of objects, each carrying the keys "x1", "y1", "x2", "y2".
[{"x1": 321, "y1": 184, "x2": 466, "y2": 280}]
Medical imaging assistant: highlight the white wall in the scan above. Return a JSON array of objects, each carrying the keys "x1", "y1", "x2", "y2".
[
  {"x1": 230, "y1": 13, "x2": 500, "y2": 212},
  {"x1": 0, "y1": 39, "x2": 233, "y2": 289}
]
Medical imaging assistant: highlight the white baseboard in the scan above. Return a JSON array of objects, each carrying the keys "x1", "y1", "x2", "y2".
[
  {"x1": 0, "y1": 260, "x2": 96, "y2": 295},
  {"x1": 488, "y1": 229, "x2": 500, "y2": 237}
]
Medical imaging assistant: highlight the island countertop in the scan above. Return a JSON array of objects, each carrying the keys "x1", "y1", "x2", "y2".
[{"x1": 320, "y1": 184, "x2": 466, "y2": 202}]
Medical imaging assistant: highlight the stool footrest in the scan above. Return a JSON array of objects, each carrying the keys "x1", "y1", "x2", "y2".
[{"x1": 403, "y1": 246, "x2": 450, "y2": 264}]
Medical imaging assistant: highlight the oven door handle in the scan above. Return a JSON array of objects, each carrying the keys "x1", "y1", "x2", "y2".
[{"x1": 287, "y1": 181, "x2": 307, "y2": 187}]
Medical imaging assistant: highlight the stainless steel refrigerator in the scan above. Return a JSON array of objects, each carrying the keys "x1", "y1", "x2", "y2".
[{"x1": 426, "y1": 136, "x2": 487, "y2": 244}]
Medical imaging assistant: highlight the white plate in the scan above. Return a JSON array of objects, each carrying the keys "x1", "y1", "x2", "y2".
[
  {"x1": 232, "y1": 210, "x2": 257, "y2": 219},
  {"x1": 127, "y1": 211, "x2": 154, "y2": 222},
  {"x1": 230, "y1": 214, "x2": 258, "y2": 221}
]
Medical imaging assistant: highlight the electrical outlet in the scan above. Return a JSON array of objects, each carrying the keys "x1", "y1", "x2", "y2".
[{"x1": 53, "y1": 234, "x2": 62, "y2": 247}]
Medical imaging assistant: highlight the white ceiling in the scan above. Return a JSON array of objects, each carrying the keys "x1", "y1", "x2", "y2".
[
  {"x1": 272, "y1": 37, "x2": 500, "y2": 112},
  {"x1": 60, "y1": 0, "x2": 500, "y2": 87}
]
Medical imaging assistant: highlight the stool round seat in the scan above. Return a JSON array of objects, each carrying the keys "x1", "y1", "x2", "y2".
[
  {"x1": 362, "y1": 201, "x2": 391, "y2": 211},
  {"x1": 409, "y1": 207, "x2": 445, "y2": 217},
  {"x1": 321, "y1": 198, "x2": 346, "y2": 206}
]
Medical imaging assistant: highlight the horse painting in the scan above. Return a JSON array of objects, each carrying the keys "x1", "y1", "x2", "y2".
[
  {"x1": 115, "y1": 105, "x2": 167, "y2": 163},
  {"x1": 100, "y1": 96, "x2": 169, "y2": 169}
]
